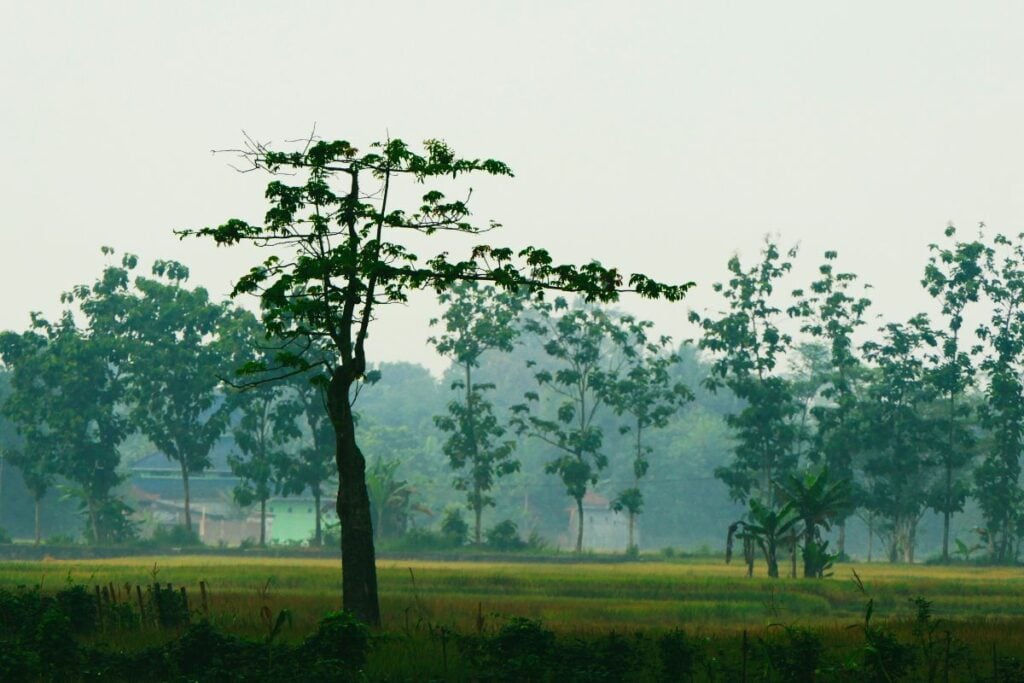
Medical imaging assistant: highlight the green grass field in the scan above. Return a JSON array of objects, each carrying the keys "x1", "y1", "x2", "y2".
[{"x1": 3, "y1": 555, "x2": 1024, "y2": 679}]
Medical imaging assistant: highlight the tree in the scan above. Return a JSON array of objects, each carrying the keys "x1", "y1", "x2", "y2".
[
  {"x1": 182, "y1": 134, "x2": 691, "y2": 624},
  {"x1": 921, "y1": 225, "x2": 984, "y2": 562},
  {"x1": 975, "y1": 232, "x2": 1024, "y2": 562},
  {"x1": 0, "y1": 313, "x2": 129, "y2": 543},
  {"x1": 229, "y1": 380, "x2": 300, "y2": 547},
  {"x1": 859, "y1": 316, "x2": 938, "y2": 563},
  {"x1": 726, "y1": 498, "x2": 798, "y2": 578},
  {"x1": 430, "y1": 282, "x2": 523, "y2": 544},
  {"x1": 606, "y1": 322, "x2": 691, "y2": 553},
  {"x1": 277, "y1": 367, "x2": 337, "y2": 546},
  {"x1": 789, "y1": 251, "x2": 872, "y2": 556},
  {"x1": 71, "y1": 252, "x2": 239, "y2": 533},
  {"x1": 0, "y1": 347, "x2": 53, "y2": 545},
  {"x1": 512, "y1": 301, "x2": 628, "y2": 553},
  {"x1": 690, "y1": 240, "x2": 801, "y2": 508},
  {"x1": 778, "y1": 468, "x2": 850, "y2": 577}
]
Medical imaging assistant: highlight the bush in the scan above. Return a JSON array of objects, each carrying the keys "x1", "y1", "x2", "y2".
[
  {"x1": 150, "y1": 524, "x2": 203, "y2": 547},
  {"x1": 661, "y1": 546, "x2": 676, "y2": 559},
  {"x1": 302, "y1": 610, "x2": 371, "y2": 669},
  {"x1": 0, "y1": 527, "x2": 10, "y2": 544},
  {"x1": 486, "y1": 520, "x2": 526, "y2": 551},
  {"x1": 440, "y1": 508, "x2": 469, "y2": 546}
]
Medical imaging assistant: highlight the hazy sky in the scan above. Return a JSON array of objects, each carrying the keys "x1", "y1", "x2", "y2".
[{"x1": 3, "y1": 2, "x2": 1023, "y2": 373}]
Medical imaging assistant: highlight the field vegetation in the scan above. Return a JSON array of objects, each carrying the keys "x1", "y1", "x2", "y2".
[{"x1": 2, "y1": 555, "x2": 1024, "y2": 680}]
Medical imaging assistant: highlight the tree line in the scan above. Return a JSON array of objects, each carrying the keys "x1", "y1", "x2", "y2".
[{"x1": 2, "y1": 134, "x2": 1022, "y2": 628}]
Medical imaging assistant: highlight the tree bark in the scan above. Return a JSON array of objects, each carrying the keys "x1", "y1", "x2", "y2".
[
  {"x1": 179, "y1": 459, "x2": 192, "y2": 532},
  {"x1": 329, "y1": 372, "x2": 381, "y2": 627},
  {"x1": 837, "y1": 521, "x2": 846, "y2": 559}
]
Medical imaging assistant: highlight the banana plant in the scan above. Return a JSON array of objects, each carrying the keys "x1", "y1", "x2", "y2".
[{"x1": 726, "y1": 498, "x2": 798, "y2": 578}]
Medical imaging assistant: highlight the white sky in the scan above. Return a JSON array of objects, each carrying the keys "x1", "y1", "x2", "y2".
[{"x1": 3, "y1": 2, "x2": 1023, "y2": 374}]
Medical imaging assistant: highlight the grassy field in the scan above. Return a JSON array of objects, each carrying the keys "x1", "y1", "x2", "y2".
[
  {"x1": 3, "y1": 555, "x2": 1024, "y2": 679},
  {"x1": 2, "y1": 555, "x2": 1023, "y2": 633}
]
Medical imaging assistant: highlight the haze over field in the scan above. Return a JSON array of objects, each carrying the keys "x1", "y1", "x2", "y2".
[{"x1": 4, "y1": 2, "x2": 1024, "y2": 372}]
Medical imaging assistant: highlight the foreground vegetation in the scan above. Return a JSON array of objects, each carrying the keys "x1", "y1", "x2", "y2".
[{"x1": 2, "y1": 556, "x2": 1024, "y2": 680}]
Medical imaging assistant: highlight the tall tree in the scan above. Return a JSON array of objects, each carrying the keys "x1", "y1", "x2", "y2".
[
  {"x1": 71, "y1": 252, "x2": 238, "y2": 533},
  {"x1": 690, "y1": 240, "x2": 801, "y2": 508},
  {"x1": 606, "y1": 323, "x2": 691, "y2": 553},
  {"x1": 921, "y1": 226, "x2": 984, "y2": 562},
  {"x1": 430, "y1": 282, "x2": 523, "y2": 544},
  {"x1": 975, "y1": 232, "x2": 1024, "y2": 562},
  {"x1": 183, "y1": 135, "x2": 690, "y2": 624},
  {"x1": 790, "y1": 251, "x2": 872, "y2": 556},
  {"x1": 859, "y1": 316, "x2": 938, "y2": 563},
  {"x1": 512, "y1": 301, "x2": 634, "y2": 553}
]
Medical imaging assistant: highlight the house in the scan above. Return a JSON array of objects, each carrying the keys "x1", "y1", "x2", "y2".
[
  {"x1": 129, "y1": 437, "x2": 331, "y2": 546},
  {"x1": 566, "y1": 490, "x2": 632, "y2": 551}
]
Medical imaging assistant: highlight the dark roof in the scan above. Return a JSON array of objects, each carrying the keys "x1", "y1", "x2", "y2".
[{"x1": 132, "y1": 435, "x2": 238, "y2": 473}]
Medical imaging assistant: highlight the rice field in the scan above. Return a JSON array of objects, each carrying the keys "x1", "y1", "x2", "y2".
[
  {"x1": 4, "y1": 555, "x2": 1024, "y2": 679},
  {"x1": 2, "y1": 555, "x2": 1023, "y2": 637}
]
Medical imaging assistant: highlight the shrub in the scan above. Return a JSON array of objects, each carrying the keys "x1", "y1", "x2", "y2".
[
  {"x1": 486, "y1": 520, "x2": 526, "y2": 551},
  {"x1": 661, "y1": 546, "x2": 676, "y2": 559},
  {"x1": 658, "y1": 628, "x2": 704, "y2": 681},
  {"x1": 302, "y1": 610, "x2": 371, "y2": 671},
  {"x1": 150, "y1": 524, "x2": 203, "y2": 547},
  {"x1": 440, "y1": 508, "x2": 469, "y2": 546},
  {"x1": 0, "y1": 527, "x2": 10, "y2": 544}
]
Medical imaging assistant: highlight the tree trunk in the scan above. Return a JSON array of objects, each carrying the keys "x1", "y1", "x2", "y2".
[
  {"x1": 474, "y1": 501, "x2": 483, "y2": 546},
  {"x1": 941, "y1": 509, "x2": 950, "y2": 563},
  {"x1": 765, "y1": 540, "x2": 779, "y2": 578},
  {"x1": 259, "y1": 498, "x2": 266, "y2": 547},
  {"x1": 87, "y1": 497, "x2": 100, "y2": 544},
  {"x1": 867, "y1": 513, "x2": 874, "y2": 563},
  {"x1": 837, "y1": 521, "x2": 846, "y2": 559},
  {"x1": 179, "y1": 460, "x2": 192, "y2": 532},
  {"x1": 329, "y1": 373, "x2": 381, "y2": 627},
  {"x1": 313, "y1": 489, "x2": 322, "y2": 547},
  {"x1": 628, "y1": 511, "x2": 635, "y2": 552},
  {"x1": 34, "y1": 496, "x2": 41, "y2": 546},
  {"x1": 575, "y1": 496, "x2": 584, "y2": 553}
]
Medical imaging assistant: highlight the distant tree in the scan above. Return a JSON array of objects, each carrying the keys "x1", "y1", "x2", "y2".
[
  {"x1": 277, "y1": 367, "x2": 337, "y2": 546},
  {"x1": 430, "y1": 282, "x2": 523, "y2": 544},
  {"x1": 70, "y1": 252, "x2": 239, "y2": 534},
  {"x1": 364, "y1": 456, "x2": 413, "y2": 541},
  {"x1": 606, "y1": 322, "x2": 692, "y2": 553},
  {"x1": 183, "y1": 135, "x2": 690, "y2": 623},
  {"x1": 512, "y1": 300, "x2": 630, "y2": 553},
  {"x1": 691, "y1": 240, "x2": 801, "y2": 508},
  {"x1": 0, "y1": 313, "x2": 129, "y2": 543},
  {"x1": 859, "y1": 316, "x2": 938, "y2": 563},
  {"x1": 789, "y1": 251, "x2": 873, "y2": 556},
  {"x1": 975, "y1": 232, "x2": 1024, "y2": 562},
  {"x1": 228, "y1": 382, "x2": 299, "y2": 548},
  {"x1": 921, "y1": 225, "x2": 984, "y2": 562},
  {"x1": 0, "y1": 350, "x2": 53, "y2": 544}
]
